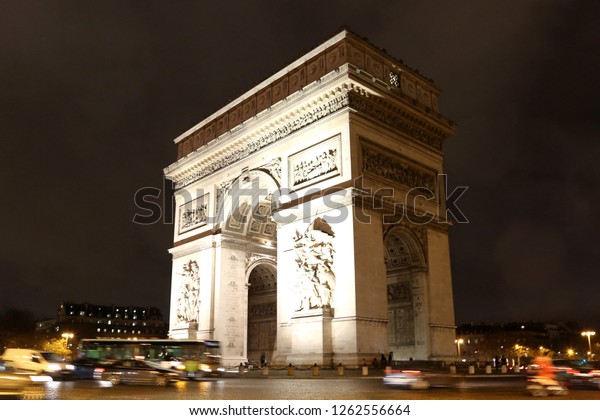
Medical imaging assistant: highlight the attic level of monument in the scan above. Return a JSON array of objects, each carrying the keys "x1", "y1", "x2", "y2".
[{"x1": 171, "y1": 29, "x2": 455, "y2": 163}]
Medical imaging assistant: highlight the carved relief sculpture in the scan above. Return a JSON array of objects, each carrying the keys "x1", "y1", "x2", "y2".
[
  {"x1": 362, "y1": 146, "x2": 435, "y2": 191},
  {"x1": 293, "y1": 149, "x2": 338, "y2": 186},
  {"x1": 289, "y1": 135, "x2": 342, "y2": 189},
  {"x1": 179, "y1": 195, "x2": 209, "y2": 234},
  {"x1": 259, "y1": 158, "x2": 282, "y2": 184},
  {"x1": 293, "y1": 218, "x2": 336, "y2": 311},
  {"x1": 176, "y1": 260, "x2": 201, "y2": 324}
]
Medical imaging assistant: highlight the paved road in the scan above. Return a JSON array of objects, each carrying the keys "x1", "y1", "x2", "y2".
[{"x1": 43, "y1": 377, "x2": 600, "y2": 400}]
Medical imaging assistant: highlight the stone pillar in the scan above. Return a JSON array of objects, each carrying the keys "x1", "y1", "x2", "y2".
[
  {"x1": 212, "y1": 236, "x2": 249, "y2": 366},
  {"x1": 288, "y1": 308, "x2": 333, "y2": 366}
]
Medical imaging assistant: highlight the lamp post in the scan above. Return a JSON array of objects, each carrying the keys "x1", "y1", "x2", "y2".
[
  {"x1": 581, "y1": 331, "x2": 596, "y2": 359},
  {"x1": 62, "y1": 333, "x2": 74, "y2": 358},
  {"x1": 514, "y1": 344, "x2": 522, "y2": 366},
  {"x1": 455, "y1": 338, "x2": 464, "y2": 358}
]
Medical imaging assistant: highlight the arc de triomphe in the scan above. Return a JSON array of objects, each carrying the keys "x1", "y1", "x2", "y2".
[{"x1": 164, "y1": 29, "x2": 457, "y2": 367}]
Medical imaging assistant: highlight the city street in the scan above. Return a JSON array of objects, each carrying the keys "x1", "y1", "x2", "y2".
[{"x1": 41, "y1": 377, "x2": 599, "y2": 400}]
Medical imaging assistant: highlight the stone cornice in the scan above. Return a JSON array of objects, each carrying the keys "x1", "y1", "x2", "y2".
[
  {"x1": 167, "y1": 90, "x2": 455, "y2": 191},
  {"x1": 346, "y1": 73, "x2": 455, "y2": 151},
  {"x1": 165, "y1": 80, "x2": 354, "y2": 189},
  {"x1": 168, "y1": 234, "x2": 214, "y2": 259},
  {"x1": 171, "y1": 30, "x2": 451, "y2": 158}
]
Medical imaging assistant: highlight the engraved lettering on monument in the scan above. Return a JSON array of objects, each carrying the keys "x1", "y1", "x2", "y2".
[
  {"x1": 293, "y1": 218, "x2": 336, "y2": 311},
  {"x1": 176, "y1": 260, "x2": 200, "y2": 324},
  {"x1": 223, "y1": 259, "x2": 244, "y2": 353}
]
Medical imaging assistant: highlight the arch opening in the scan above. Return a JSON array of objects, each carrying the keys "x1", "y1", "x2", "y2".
[
  {"x1": 246, "y1": 262, "x2": 277, "y2": 365},
  {"x1": 384, "y1": 228, "x2": 427, "y2": 360}
]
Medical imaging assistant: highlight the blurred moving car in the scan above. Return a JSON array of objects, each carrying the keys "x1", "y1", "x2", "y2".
[
  {"x1": 100, "y1": 359, "x2": 184, "y2": 386},
  {"x1": 1, "y1": 348, "x2": 74, "y2": 380},
  {"x1": 384, "y1": 369, "x2": 432, "y2": 389},
  {"x1": 70, "y1": 358, "x2": 111, "y2": 380},
  {"x1": 383, "y1": 360, "x2": 454, "y2": 390},
  {"x1": 0, "y1": 361, "x2": 51, "y2": 399},
  {"x1": 525, "y1": 356, "x2": 569, "y2": 397},
  {"x1": 585, "y1": 361, "x2": 600, "y2": 377},
  {"x1": 552, "y1": 359, "x2": 600, "y2": 390}
]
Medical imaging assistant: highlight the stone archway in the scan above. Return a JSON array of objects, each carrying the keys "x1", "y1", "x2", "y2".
[
  {"x1": 165, "y1": 30, "x2": 458, "y2": 365},
  {"x1": 246, "y1": 262, "x2": 277, "y2": 364},
  {"x1": 216, "y1": 169, "x2": 279, "y2": 364},
  {"x1": 384, "y1": 227, "x2": 428, "y2": 360}
]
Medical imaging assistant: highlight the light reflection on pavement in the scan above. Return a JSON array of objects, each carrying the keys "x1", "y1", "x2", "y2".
[{"x1": 38, "y1": 378, "x2": 599, "y2": 400}]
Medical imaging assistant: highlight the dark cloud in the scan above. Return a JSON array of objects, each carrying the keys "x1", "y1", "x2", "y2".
[{"x1": 1, "y1": 1, "x2": 598, "y2": 328}]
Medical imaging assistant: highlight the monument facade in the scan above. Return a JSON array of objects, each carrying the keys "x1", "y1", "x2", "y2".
[{"x1": 164, "y1": 29, "x2": 457, "y2": 366}]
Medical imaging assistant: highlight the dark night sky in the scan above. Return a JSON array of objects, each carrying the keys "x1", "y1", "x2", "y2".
[{"x1": 1, "y1": 1, "x2": 599, "y2": 328}]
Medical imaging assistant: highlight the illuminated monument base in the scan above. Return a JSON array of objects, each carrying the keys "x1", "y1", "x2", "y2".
[
  {"x1": 165, "y1": 29, "x2": 458, "y2": 367},
  {"x1": 287, "y1": 309, "x2": 333, "y2": 366}
]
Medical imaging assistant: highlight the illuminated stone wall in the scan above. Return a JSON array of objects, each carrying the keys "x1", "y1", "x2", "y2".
[{"x1": 165, "y1": 29, "x2": 457, "y2": 366}]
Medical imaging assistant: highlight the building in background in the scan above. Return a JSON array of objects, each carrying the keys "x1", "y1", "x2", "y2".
[
  {"x1": 455, "y1": 321, "x2": 585, "y2": 364},
  {"x1": 35, "y1": 302, "x2": 168, "y2": 350}
]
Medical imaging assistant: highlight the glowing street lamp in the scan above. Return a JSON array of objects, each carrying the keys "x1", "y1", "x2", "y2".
[
  {"x1": 62, "y1": 333, "x2": 74, "y2": 350},
  {"x1": 581, "y1": 331, "x2": 596, "y2": 358},
  {"x1": 514, "y1": 344, "x2": 523, "y2": 366},
  {"x1": 455, "y1": 338, "x2": 464, "y2": 357}
]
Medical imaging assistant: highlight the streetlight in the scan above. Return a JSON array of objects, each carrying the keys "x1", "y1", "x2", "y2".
[
  {"x1": 581, "y1": 331, "x2": 596, "y2": 359},
  {"x1": 514, "y1": 344, "x2": 522, "y2": 366},
  {"x1": 455, "y1": 338, "x2": 464, "y2": 357},
  {"x1": 61, "y1": 333, "x2": 74, "y2": 351}
]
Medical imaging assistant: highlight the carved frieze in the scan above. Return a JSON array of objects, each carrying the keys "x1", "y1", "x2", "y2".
[
  {"x1": 171, "y1": 85, "x2": 449, "y2": 189},
  {"x1": 173, "y1": 93, "x2": 350, "y2": 189},
  {"x1": 289, "y1": 135, "x2": 341, "y2": 189},
  {"x1": 178, "y1": 194, "x2": 209, "y2": 234},
  {"x1": 361, "y1": 145, "x2": 436, "y2": 192},
  {"x1": 348, "y1": 93, "x2": 445, "y2": 150}
]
